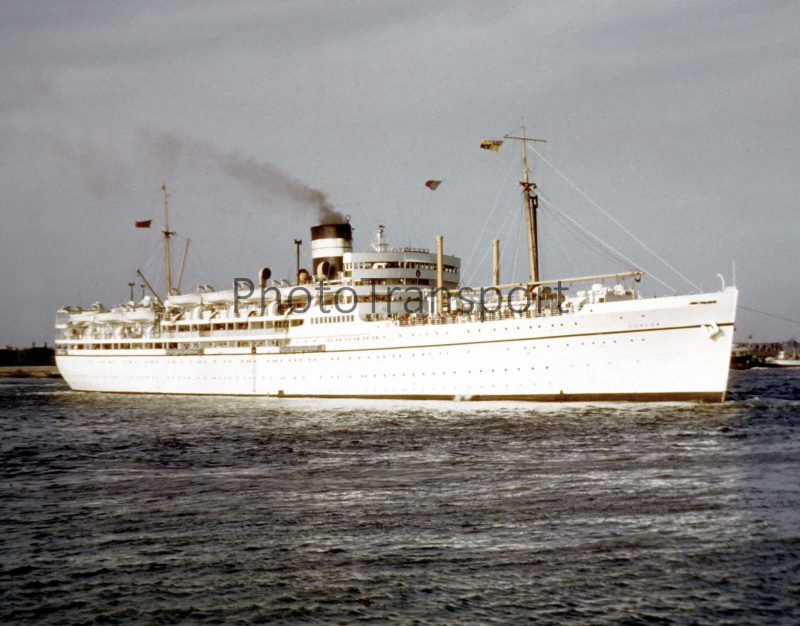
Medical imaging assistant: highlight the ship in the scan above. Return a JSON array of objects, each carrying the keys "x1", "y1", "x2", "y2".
[{"x1": 55, "y1": 128, "x2": 738, "y2": 401}]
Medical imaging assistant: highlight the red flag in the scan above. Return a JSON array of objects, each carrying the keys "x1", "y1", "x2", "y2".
[
  {"x1": 135, "y1": 220, "x2": 152, "y2": 228},
  {"x1": 425, "y1": 180, "x2": 442, "y2": 190}
]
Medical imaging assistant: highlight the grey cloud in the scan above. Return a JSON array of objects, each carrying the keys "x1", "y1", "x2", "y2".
[{"x1": 1, "y1": 0, "x2": 799, "y2": 345}]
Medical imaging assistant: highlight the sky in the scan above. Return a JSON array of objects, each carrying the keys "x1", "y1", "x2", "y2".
[{"x1": 1, "y1": 0, "x2": 799, "y2": 346}]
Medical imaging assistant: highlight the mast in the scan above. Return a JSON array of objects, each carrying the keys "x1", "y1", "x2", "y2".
[
  {"x1": 520, "y1": 124, "x2": 538, "y2": 283},
  {"x1": 161, "y1": 184, "x2": 174, "y2": 297},
  {"x1": 504, "y1": 125, "x2": 546, "y2": 284}
]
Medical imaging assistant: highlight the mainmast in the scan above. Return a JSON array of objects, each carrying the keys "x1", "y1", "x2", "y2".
[
  {"x1": 161, "y1": 183, "x2": 175, "y2": 297},
  {"x1": 520, "y1": 125, "x2": 539, "y2": 283},
  {"x1": 504, "y1": 125, "x2": 546, "y2": 284}
]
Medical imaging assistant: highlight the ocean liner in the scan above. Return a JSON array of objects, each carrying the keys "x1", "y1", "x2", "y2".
[{"x1": 55, "y1": 129, "x2": 738, "y2": 400}]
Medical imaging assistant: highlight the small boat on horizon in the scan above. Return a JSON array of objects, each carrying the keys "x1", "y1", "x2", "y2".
[{"x1": 764, "y1": 341, "x2": 800, "y2": 368}]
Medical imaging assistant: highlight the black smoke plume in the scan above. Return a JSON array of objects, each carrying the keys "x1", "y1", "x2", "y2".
[{"x1": 139, "y1": 130, "x2": 346, "y2": 224}]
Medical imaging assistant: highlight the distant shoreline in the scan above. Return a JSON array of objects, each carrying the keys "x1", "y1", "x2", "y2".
[{"x1": 0, "y1": 366, "x2": 62, "y2": 379}]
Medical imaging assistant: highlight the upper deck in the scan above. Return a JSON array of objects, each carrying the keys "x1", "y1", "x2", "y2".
[
  {"x1": 55, "y1": 276, "x2": 644, "y2": 355},
  {"x1": 54, "y1": 218, "x2": 655, "y2": 356}
]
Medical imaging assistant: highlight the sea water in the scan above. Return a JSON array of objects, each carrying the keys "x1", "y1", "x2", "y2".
[{"x1": 2, "y1": 369, "x2": 799, "y2": 624}]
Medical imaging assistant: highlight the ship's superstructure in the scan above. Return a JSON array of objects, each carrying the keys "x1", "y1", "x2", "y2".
[{"x1": 55, "y1": 128, "x2": 738, "y2": 400}]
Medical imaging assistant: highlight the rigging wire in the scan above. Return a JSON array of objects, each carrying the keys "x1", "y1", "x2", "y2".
[
  {"x1": 140, "y1": 238, "x2": 162, "y2": 280},
  {"x1": 529, "y1": 145, "x2": 701, "y2": 292},
  {"x1": 539, "y1": 194, "x2": 678, "y2": 293},
  {"x1": 395, "y1": 145, "x2": 510, "y2": 245},
  {"x1": 541, "y1": 204, "x2": 636, "y2": 270},
  {"x1": 490, "y1": 196, "x2": 525, "y2": 285},
  {"x1": 461, "y1": 153, "x2": 518, "y2": 280},
  {"x1": 544, "y1": 207, "x2": 581, "y2": 277},
  {"x1": 465, "y1": 186, "x2": 520, "y2": 286},
  {"x1": 739, "y1": 306, "x2": 800, "y2": 327}
]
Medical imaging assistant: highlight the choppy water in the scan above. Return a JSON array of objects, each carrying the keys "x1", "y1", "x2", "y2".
[{"x1": 1, "y1": 370, "x2": 799, "y2": 624}]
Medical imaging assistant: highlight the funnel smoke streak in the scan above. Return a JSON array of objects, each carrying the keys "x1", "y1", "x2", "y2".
[
  {"x1": 213, "y1": 152, "x2": 346, "y2": 224},
  {"x1": 138, "y1": 130, "x2": 346, "y2": 224}
]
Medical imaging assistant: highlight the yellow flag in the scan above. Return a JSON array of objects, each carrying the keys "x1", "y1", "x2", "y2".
[{"x1": 480, "y1": 139, "x2": 503, "y2": 152}]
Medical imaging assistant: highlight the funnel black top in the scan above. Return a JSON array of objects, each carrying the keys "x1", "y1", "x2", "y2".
[{"x1": 311, "y1": 223, "x2": 352, "y2": 241}]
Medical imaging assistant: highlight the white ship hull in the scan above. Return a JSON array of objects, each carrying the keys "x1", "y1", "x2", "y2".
[{"x1": 57, "y1": 288, "x2": 737, "y2": 401}]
